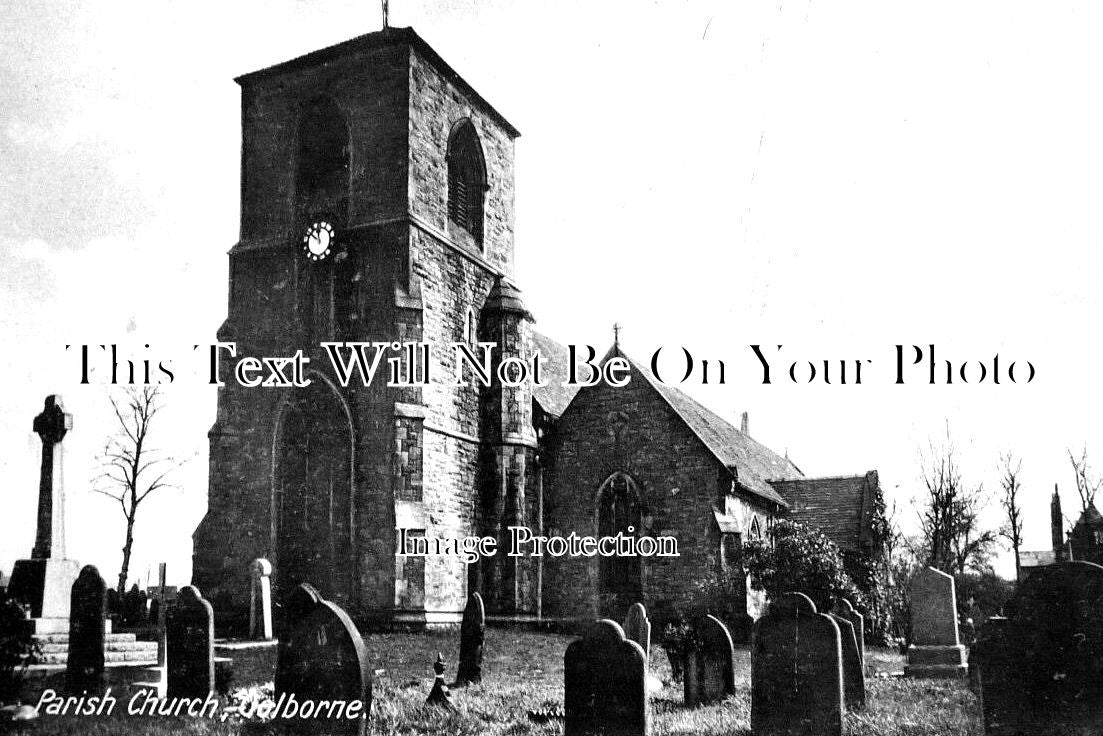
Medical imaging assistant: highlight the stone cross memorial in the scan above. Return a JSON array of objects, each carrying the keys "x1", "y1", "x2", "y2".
[
  {"x1": 752, "y1": 592, "x2": 844, "y2": 736},
  {"x1": 276, "y1": 583, "x2": 372, "y2": 736},
  {"x1": 455, "y1": 592, "x2": 485, "y2": 685},
  {"x1": 975, "y1": 561, "x2": 1103, "y2": 735},
  {"x1": 249, "y1": 558, "x2": 273, "y2": 640},
  {"x1": 564, "y1": 619, "x2": 649, "y2": 736},
  {"x1": 166, "y1": 585, "x2": 215, "y2": 699},
  {"x1": 623, "y1": 602, "x2": 651, "y2": 662},
  {"x1": 7, "y1": 396, "x2": 81, "y2": 632},
  {"x1": 905, "y1": 566, "x2": 967, "y2": 678},
  {"x1": 684, "y1": 614, "x2": 735, "y2": 707},
  {"x1": 66, "y1": 565, "x2": 106, "y2": 694}
]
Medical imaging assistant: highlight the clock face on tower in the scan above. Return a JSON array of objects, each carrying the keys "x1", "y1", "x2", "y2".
[{"x1": 301, "y1": 220, "x2": 335, "y2": 262}]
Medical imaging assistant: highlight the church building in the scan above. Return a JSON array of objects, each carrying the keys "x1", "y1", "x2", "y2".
[{"x1": 191, "y1": 26, "x2": 887, "y2": 627}]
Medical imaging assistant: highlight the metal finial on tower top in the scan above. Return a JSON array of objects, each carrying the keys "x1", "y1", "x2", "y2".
[
  {"x1": 613, "y1": 322, "x2": 622, "y2": 347},
  {"x1": 381, "y1": 0, "x2": 389, "y2": 29}
]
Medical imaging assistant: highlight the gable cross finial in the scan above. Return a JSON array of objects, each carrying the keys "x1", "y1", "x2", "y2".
[
  {"x1": 381, "y1": 0, "x2": 389, "y2": 29},
  {"x1": 613, "y1": 322, "x2": 622, "y2": 347}
]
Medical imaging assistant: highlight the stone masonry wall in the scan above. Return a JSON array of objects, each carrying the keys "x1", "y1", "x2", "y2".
[{"x1": 543, "y1": 364, "x2": 772, "y2": 619}]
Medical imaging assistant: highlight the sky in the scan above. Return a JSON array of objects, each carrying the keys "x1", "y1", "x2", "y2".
[{"x1": 2, "y1": 0, "x2": 1102, "y2": 586}]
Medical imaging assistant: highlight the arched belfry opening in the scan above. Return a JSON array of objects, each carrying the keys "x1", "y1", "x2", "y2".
[
  {"x1": 272, "y1": 378, "x2": 355, "y2": 607},
  {"x1": 295, "y1": 97, "x2": 351, "y2": 221},
  {"x1": 597, "y1": 471, "x2": 643, "y2": 617},
  {"x1": 446, "y1": 120, "x2": 487, "y2": 246}
]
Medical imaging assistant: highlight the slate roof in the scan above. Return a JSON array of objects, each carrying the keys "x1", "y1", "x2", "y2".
[
  {"x1": 531, "y1": 331, "x2": 580, "y2": 418},
  {"x1": 1073, "y1": 504, "x2": 1103, "y2": 531},
  {"x1": 637, "y1": 369, "x2": 801, "y2": 507},
  {"x1": 768, "y1": 473, "x2": 877, "y2": 553},
  {"x1": 532, "y1": 337, "x2": 808, "y2": 507}
]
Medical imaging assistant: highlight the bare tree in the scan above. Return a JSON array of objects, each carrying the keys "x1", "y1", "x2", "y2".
[
  {"x1": 997, "y1": 452, "x2": 1024, "y2": 579},
  {"x1": 1068, "y1": 446, "x2": 1101, "y2": 513},
  {"x1": 917, "y1": 433, "x2": 997, "y2": 575},
  {"x1": 93, "y1": 387, "x2": 185, "y2": 595}
]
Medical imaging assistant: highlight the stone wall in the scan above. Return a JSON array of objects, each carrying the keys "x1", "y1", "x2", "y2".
[
  {"x1": 543, "y1": 363, "x2": 773, "y2": 619},
  {"x1": 196, "y1": 32, "x2": 521, "y2": 625}
]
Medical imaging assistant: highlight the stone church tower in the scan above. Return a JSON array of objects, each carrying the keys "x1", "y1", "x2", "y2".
[{"x1": 192, "y1": 27, "x2": 535, "y2": 624}]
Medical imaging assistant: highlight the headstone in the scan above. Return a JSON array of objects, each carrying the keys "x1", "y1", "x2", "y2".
[
  {"x1": 6, "y1": 396, "x2": 81, "y2": 631},
  {"x1": 123, "y1": 584, "x2": 143, "y2": 626},
  {"x1": 66, "y1": 565, "x2": 106, "y2": 694},
  {"x1": 684, "y1": 614, "x2": 735, "y2": 706},
  {"x1": 976, "y1": 561, "x2": 1103, "y2": 735},
  {"x1": 828, "y1": 612, "x2": 865, "y2": 710},
  {"x1": 623, "y1": 602, "x2": 651, "y2": 662},
  {"x1": 905, "y1": 567, "x2": 967, "y2": 678},
  {"x1": 155, "y1": 563, "x2": 167, "y2": 669},
  {"x1": 276, "y1": 583, "x2": 372, "y2": 735},
  {"x1": 830, "y1": 598, "x2": 865, "y2": 665},
  {"x1": 564, "y1": 619, "x2": 648, "y2": 736},
  {"x1": 426, "y1": 652, "x2": 454, "y2": 709},
  {"x1": 751, "y1": 592, "x2": 844, "y2": 736},
  {"x1": 249, "y1": 558, "x2": 273, "y2": 640},
  {"x1": 455, "y1": 592, "x2": 485, "y2": 685},
  {"x1": 166, "y1": 585, "x2": 215, "y2": 699}
]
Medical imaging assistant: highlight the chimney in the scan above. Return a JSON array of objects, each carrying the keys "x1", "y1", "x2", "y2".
[{"x1": 740, "y1": 411, "x2": 749, "y2": 436}]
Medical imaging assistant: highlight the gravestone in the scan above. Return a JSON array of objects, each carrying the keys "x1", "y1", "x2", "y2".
[
  {"x1": 684, "y1": 614, "x2": 735, "y2": 706},
  {"x1": 751, "y1": 593, "x2": 844, "y2": 736},
  {"x1": 122, "y1": 585, "x2": 143, "y2": 626},
  {"x1": 905, "y1": 567, "x2": 967, "y2": 678},
  {"x1": 828, "y1": 611, "x2": 865, "y2": 710},
  {"x1": 564, "y1": 619, "x2": 648, "y2": 736},
  {"x1": 623, "y1": 602, "x2": 651, "y2": 662},
  {"x1": 7, "y1": 396, "x2": 81, "y2": 633},
  {"x1": 276, "y1": 583, "x2": 372, "y2": 735},
  {"x1": 166, "y1": 585, "x2": 215, "y2": 698},
  {"x1": 155, "y1": 563, "x2": 167, "y2": 669},
  {"x1": 249, "y1": 558, "x2": 273, "y2": 640},
  {"x1": 455, "y1": 592, "x2": 485, "y2": 685},
  {"x1": 66, "y1": 565, "x2": 106, "y2": 694},
  {"x1": 975, "y1": 561, "x2": 1103, "y2": 735},
  {"x1": 830, "y1": 598, "x2": 865, "y2": 665}
]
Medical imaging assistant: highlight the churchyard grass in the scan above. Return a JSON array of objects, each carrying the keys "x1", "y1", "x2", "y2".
[{"x1": 9, "y1": 630, "x2": 980, "y2": 735}]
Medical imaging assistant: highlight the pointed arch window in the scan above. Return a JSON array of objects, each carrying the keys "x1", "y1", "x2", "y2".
[
  {"x1": 597, "y1": 472, "x2": 643, "y2": 617},
  {"x1": 462, "y1": 307, "x2": 478, "y2": 346},
  {"x1": 447, "y1": 121, "x2": 487, "y2": 247},
  {"x1": 749, "y1": 516, "x2": 763, "y2": 541}
]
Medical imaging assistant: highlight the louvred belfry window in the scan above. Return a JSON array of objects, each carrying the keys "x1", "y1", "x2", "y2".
[{"x1": 446, "y1": 121, "x2": 487, "y2": 246}]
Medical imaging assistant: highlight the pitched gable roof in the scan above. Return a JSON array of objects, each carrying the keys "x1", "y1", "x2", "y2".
[
  {"x1": 531, "y1": 331, "x2": 581, "y2": 418},
  {"x1": 768, "y1": 472, "x2": 880, "y2": 553},
  {"x1": 532, "y1": 338, "x2": 802, "y2": 507},
  {"x1": 606, "y1": 345, "x2": 800, "y2": 507}
]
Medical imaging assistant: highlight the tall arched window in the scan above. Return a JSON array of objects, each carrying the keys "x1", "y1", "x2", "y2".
[
  {"x1": 446, "y1": 120, "x2": 487, "y2": 246},
  {"x1": 597, "y1": 472, "x2": 643, "y2": 617},
  {"x1": 296, "y1": 97, "x2": 350, "y2": 219}
]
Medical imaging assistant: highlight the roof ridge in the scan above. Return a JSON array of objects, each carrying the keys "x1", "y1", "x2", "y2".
[
  {"x1": 606, "y1": 347, "x2": 796, "y2": 508},
  {"x1": 771, "y1": 472, "x2": 872, "y2": 484}
]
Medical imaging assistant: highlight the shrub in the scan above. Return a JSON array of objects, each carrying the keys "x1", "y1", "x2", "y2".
[
  {"x1": 742, "y1": 519, "x2": 864, "y2": 613},
  {"x1": 0, "y1": 592, "x2": 38, "y2": 702}
]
